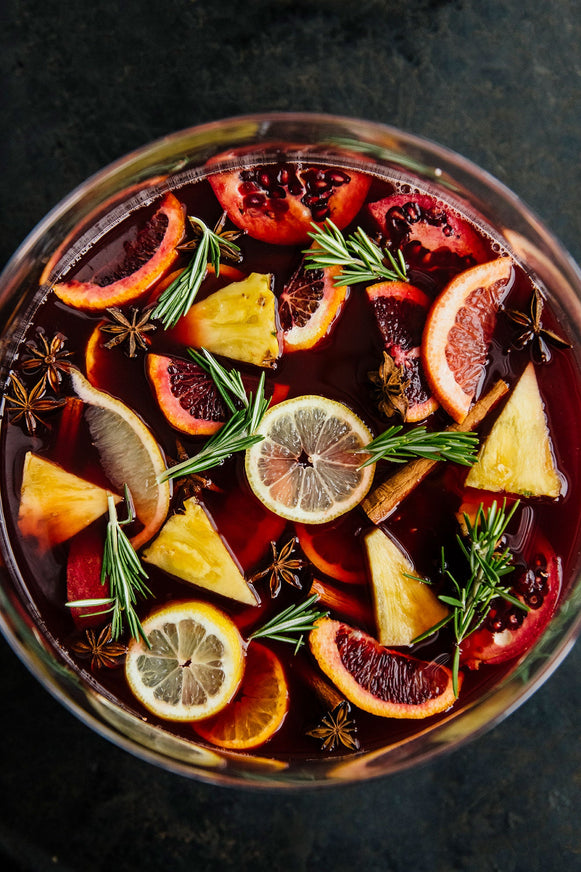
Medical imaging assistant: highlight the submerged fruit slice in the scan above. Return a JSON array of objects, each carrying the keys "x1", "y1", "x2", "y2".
[
  {"x1": 364, "y1": 527, "x2": 448, "y2": 646},
  {"x1": 143, "y1": 498, "x2": 257, "y2": 606},
  {"x1": 422, "y1": 257, "x2": 513, "y2": 422},
  {"x1": 245, "y1": 395, "x2": 375, "y2": 525},
  {"x1": 146, "y1": 353, "x2": 227, "y2": 436},
  {"x1": 367, "y1": 281, "x2": 438, "y2": 421},
  {"x1": 18, "y1": 453, "x2": 117, "y2": 550},
  {"x1": 67, "y1": 525, "x2": 110, "y2": 628},
  {"x1": 296, "y1": 514, "x2": 367, "y2": 584},
  {"x1": 209, "y1": 158, "x2": 371, "y2": 245},
  {"x1": 170, "y1": 273, "x2": 279, "y2": 368},
  {"x1": 70, "y1": 368, "x2": 170, "y2": 549},
  {"x1": 310, "y1": 618, "x2": 459, "y2": 718},
  {"x1": 195, "y1": 643, "x2": 288, "y2": 749},
  {"x1": 53, "y1": 193, "x2": 185, "y2": 311},
  {"x1": 125, "y1": 600, "x2": 245, "y2": 722},
  {"x1": 465, "y1": 362, "x2": 561, "y2": 497},
  {"x1": 279, "y1": 254, "x2": 347, "y2": 352}
]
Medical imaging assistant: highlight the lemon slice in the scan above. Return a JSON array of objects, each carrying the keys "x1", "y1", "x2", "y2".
[
  {"x1": 125, "y1": 601, "x2": 245, "y2": 722},
  {"x1": 70, "y1": 368, "x2": 170, "y2": 549},
  {"x1": 245, "y1": 395, "x2": 374, "y2": 524}
]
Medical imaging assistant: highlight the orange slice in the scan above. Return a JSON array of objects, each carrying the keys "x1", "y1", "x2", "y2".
[
  {"x1": 279, "y1": 252, "x2": 347, "y2": 352},
  {"x1": 195, "y1": 643, "x2": 289, "y2": 749},
  {"x1": 422, "y1": 257, "x2": 513, "y2": 422}
]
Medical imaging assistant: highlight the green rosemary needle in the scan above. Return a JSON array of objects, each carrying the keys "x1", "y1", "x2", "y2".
[
  {"x1": 359, "y1": 425, "x2": 479, "y2": 468},
  {"x1": 304, "y1": 220, "x2": 408, "y2": 286},
  {"x1": 152, "y1": 214, "x2": 241, "y2": 329},
  {"x1": 249, "y1": 594, "x2": 329, "y2": 652}
]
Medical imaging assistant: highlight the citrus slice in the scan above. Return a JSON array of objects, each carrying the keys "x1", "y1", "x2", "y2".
[
  {"x1": 69, "y1": 368, "x2": 170, "y2": 549},
  {"x1": 194, "y1": 643, "x2": 288, "y2": 749},
  {"x1": 18, "y1": 452, "x2": 118, "y2": 550},
  {"x1": 309, "y1": 618, "x2": 459, "y2": 718},
  {"x1": 53, "y1": 193, "x2": 185, "y2": 311},
  {"x1": 125, "y1": 601, "x2": 245, "y2": 722},
  {"x1": 422, "y1": 257, "x2": 513, "y2": 422},
  {"x1": 295, "y1": 514, "x2": 367, "y2": 584},
  {"x1": 366, "y1": 281, "x2": 438, "y2": 422},
  {"x1": 279, "y1": 253, "x2": 347, "y2": 352},
  {"x1": 146, "y1": 353, "x2": 227, "y2": 436},
  {"x1": 245, "y1": 395, "x2": 375, "y2": 525}
]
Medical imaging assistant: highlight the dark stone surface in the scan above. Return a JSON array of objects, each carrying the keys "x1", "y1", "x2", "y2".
[{"x1": 1, "y1": 1, "x2": 580, "y2": 869}]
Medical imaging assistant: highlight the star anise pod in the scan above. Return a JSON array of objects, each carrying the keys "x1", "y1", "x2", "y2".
[
  {"x1": 506, "y1": 288, "x2": 571, "y2": 364},
  {"x1": 306, "y1": 700, "x2": 360, "y2": 752},
  {"x1": 100, "y1": 305, "x2": 157, "y2": 357},
  {"x1": 5, "y1": 374, "x2": 66, "y2": 434},
  {"x1": 19, "y1": 328, "x2": 73, "y2": 391},
  {"x1": 71, "y1": 626, "x2": 126, "y2": 671},
  {"x1": 368, "y1": 350, "x2": 410, "y2": 419},
  {"x1": 250, "y1": 537, "x2": 306, "y2": 598}
]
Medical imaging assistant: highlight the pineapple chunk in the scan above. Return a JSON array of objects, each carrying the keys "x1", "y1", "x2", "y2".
[
  {"x1": 364, "y1": 528, "x2": 448, "y2": 646},
  {"x1": 465, "y1": 363, "x2": 561, "y2": 497},
  {"x1": 176, "y1": 272, "x2": 279, "y2": 367},
  {"x1": 142, "y1": 499, "x2": 258, "y2": 606},
  {"x1": 18, "y1": 452, "x2": 117, "y2": 549}
]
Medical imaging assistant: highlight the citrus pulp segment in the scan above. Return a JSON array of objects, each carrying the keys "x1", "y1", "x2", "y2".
[
  {"x1": 245, "y1": 395, "x2": 375, "y2": 524},
  {"x1": 125, "y1": 601, "x2": 245, "y2": 722},
  {"x1": 422, "y1": 257, "x2": 513, "y2": 422}
]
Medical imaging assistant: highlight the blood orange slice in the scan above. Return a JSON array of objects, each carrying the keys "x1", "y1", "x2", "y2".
[
  {"x1": 147, "y1": 353, "x2": 227, "y2": 436},
  {"x1": 367, "y1": 281, "x2": 438, "y2": 422},
  {"x1": 279, "y1": 254, "x2": 347, "y2": 352},
  {"x1": 53, "y1": 193, "x2": 185, "y2": 311},
  {"x1": 309, "y1": 618, "x2": 459, "y2": 718},
  {"x1": 422, "y1": 257, "x2": 513, "y2": 422}
]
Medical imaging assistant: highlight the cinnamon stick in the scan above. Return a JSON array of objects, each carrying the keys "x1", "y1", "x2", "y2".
[{"x1": 361, "y1": 379, "x2": 509, "y2": 525}]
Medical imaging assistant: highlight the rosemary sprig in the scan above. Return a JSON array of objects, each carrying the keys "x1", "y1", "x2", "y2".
[
  {"x1": 359, "y1": 425, "x2": 479, "y2": 468},
  {"x1": 152, "y1": 214, "x2": 242, "y2": 329},
  {"x1": 304, "y1": 219, "x2": 408, "y2": 286},
  {"x1": 66, "y1": 488, "x2": 152, "y2": 645},
  {"x1": 249, "y1": 594, "x2": 329, "y2": 652},
  {"x1": 414, "y1": 500, "x2": 524, "y2": 695}
]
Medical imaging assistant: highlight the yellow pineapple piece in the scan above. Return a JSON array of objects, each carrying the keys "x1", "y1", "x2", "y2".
[
  {"x1": 18, "y1": 452, "x2": 118, "y2": 550},
  {"x1": 142, "y1": 498, "x2": 258, "y2": 606},
  {"x1": 465, "y1": 362, "x2": 561, "y2": 497},
  {"x1": 176, "y1": 272, "x2": 279, "y2": 367},
  {"x1": 364, "y1": 527, "x2": 448, "y2": 646}
]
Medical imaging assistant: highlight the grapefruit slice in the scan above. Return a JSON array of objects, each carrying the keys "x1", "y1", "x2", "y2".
[
  {"x1": 422, "y1": 257, "x2": 513, "y2": 422},
  {"x1": 53, "y1": 193, "x2": 185, "y2": 311},
  {"x1": 310, "y1": 618, "x2": 459, "y2": 718},
  {"x1": 367, "y1": 281, "x2": 438, "y2": 421},
  {"x1": 279, "y1": 253, "x2": 347, "y2": 352}
]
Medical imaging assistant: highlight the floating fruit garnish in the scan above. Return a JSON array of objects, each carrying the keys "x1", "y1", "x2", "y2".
[
  {"x1": 465, "y1": 362, "x2": 561, "y2": 497},
  {"x1": 18, "y1": 453, "x2": 118, "y2": 550},
  {"x1": 296, "y1": 514, "x2": 367, "y2": 585},
  {"x1": 209, "y1": 157, "x2": 371, "y2": 245},
  {"x1": 279, "y1": 254, "x2": 347, "y2": 352},
  {"x1": 309, "y1": 618, "x2": 459, "y2": 718},
  {"x1": 422, "y1": 257, "x2": 513, "y2": 422},
  {"x1": 146, "y1": 353, "x2": 227, "y2": 436},
  {"x1": 366, "y1": 281, "x2": 438, "y2": 422},
  {"x1": 53, "y1": 192, "x2": 185, "y2": 311},
  {"x1": 245, "y1": 395, "x2": 375, "y2": 525},
  {"x1": 142, "y1": 498, "x2": 258, "y2": 606},
  {"x1": 194, "y1": 643, "x2": 289, "y2": 749},
  {"x1": 125, "y1": 600, "x2": 246, "y2": 722},
  {"x1": 66, "y1": 525, "x2": 110, "y2": 628},
  {"x1": 364, "y1": 527, "x2": 448, "y2": 646},
  {"x1": 311, "y1": 578, "x2": 372, "y2": 628}
]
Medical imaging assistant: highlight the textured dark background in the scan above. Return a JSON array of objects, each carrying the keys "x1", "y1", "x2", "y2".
[{"x1": 1, "y1": 1, "x2": 580, "y2": 870}]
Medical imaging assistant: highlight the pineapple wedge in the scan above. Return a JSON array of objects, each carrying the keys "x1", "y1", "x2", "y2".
[
  {"x1": 364, "y1": 527, "x2": 448, "y2": 646},
  {"x1": 18, "y1": 452, "x2": 117, "y2": 549},
  {"x1": 143, "y1": 498, "x2": 258, "y2": 606},
  {"x1": 174, "y1": 272, "x2": 279, "y2": 367},
  {"x1": 465, "y1": 362, "x2": 561, "y2": 497}
]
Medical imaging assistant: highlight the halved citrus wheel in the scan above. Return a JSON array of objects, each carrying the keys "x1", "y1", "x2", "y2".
[
  {"x1": 70, "y1": 368, "x2": 170, "y2": 549},
  {"x1": 125, "y1": 601, "x2": 245, "y2": 722},
  {"x1": 310, "y1": 618, "x2": 459, "y2": 718},
  {"x1": 194, "y1": 643, "x2": 289, "y2": 749},
  {"x1": 279, "y1": 253, "x2": 347, "y2": 352},
  {"x1": 53, "y1": 192, "x2": 185, "y2": 311},
  {"x1": 295, "y1": 514, "x2": 367, "y2": 584},
  {"x1": 422, "y1": 257, "x2": 513, "y2": 422},
  {"x1": 146, "y1": 353, "x2": 227, "y2": 436},
  {"x1": 245, "y1": 395, "x2": 375, "y2": 525}
]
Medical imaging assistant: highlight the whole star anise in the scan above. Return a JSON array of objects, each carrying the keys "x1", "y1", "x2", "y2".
[
  {"x1": 507, "y1": 288, "x2": 571, "y2": 364},
  {"x1": 250, "y1": 537, "x2": 306, "y2": 598},
  {"x1": 19, "y1": 328, "x2": 73, "y2": 391},
  {"x1": 368, "y1": 350, "x2": 410, "y2": 419},
  {"x1": 100, "y1": 305, "x2": 157, "y2": 357},
  {"x1": 306, "y1": 700, "x2": 360, "y2": 752},
  {"x1": 71, "y1": 626, "x2": 126, "y2": 671},
  {"x1": 5, "y1": 374, "x2": 65, "y2": 434}
]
